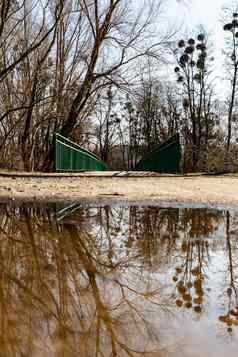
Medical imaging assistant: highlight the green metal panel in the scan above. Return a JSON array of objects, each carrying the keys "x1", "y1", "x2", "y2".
[
  {"x1": 55, "y1": 134, "x2": 107, "y2": 172},
  {"x1": 134, "y1": 134, "x2": 181, "y2": 173}
]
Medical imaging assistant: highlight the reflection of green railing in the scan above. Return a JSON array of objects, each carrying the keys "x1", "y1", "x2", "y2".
[
  {"x1": 55, "y1": 134, "x2": 107, "y2": 172},
  {"x1": 134, "y1": 134, "x2": 181, "y2": 173},
  {"x1": 56, "y1": 203, "x2": 82, "y2": 221}
]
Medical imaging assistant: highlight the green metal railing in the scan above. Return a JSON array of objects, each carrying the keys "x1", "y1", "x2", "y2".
[
  {"x1": 55, "y1": 134, "x2": 107, "y2": 172},
  {"x1": 134, "y1": 134, "x2": 181, "y2": 173}
]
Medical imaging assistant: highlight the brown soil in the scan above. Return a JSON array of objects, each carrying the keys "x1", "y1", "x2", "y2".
[{"x1": 0, "y1": 171, "x2": 238, "y2": 206}]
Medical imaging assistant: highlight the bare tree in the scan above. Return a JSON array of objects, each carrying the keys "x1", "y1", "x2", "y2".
[
  {"x1": 41, "y1": 0, "x2": 174, "y2": 170},
  {"x1": 174, "y1": 31, "x2": 215, "y2": 171},
  {"x1": 0, "y1": 0, "x2": 188, "y2": 171},
  {"x1": 0, "y1": 0, "x2": 64, "y2": 169},
  {"x1": 223, "y1": 9, "x2": 238, "y2": 155}
]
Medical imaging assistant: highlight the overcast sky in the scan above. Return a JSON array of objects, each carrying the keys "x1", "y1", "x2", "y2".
[{"x1": 169, "y1": 0, "x2": 226, "y2": 46}]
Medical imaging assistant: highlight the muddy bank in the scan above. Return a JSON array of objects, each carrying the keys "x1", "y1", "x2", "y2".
[{"x1": 0, "y1": 172, "x2": 238, "y2": 207}]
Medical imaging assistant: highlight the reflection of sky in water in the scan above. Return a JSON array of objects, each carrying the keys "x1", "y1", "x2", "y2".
[{"x1": 0, "y1": 204, "x2": 237, "y2": 356}]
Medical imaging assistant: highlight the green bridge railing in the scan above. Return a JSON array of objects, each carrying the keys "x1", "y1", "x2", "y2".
[
  {"x1": 134, "y1": 134, "x2": 181, "y2": 173},
  {"x1": 55, "y1": 134, "x2": 107, "y2": 172}
]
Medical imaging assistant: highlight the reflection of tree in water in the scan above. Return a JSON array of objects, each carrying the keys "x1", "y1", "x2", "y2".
[
  {"x1": 128, "y1": 207, "x2": 180, "y2": 267},
  {"x1": 0, "y1": 204, "x2": 170, "y2": 357},
  {"x1": 0, "y1": 203, "x2": 237, "y2": 356},
  {"x1": 218, "y1": 211, "x2": 238, "y2": 332},
  {"x1": 170, "y1": 209, "x2": 222, "y2": 313},
  {"x1": 180, "y1": 208, "x2": 220, "y2": 238},
  {"x1": 81, "y1": 206, "x2": 230, "y2": 323}
]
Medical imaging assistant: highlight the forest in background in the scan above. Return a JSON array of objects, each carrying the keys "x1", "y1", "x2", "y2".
[{"x1": 1, "y1": 0, "x2": 238, "y2": 172}]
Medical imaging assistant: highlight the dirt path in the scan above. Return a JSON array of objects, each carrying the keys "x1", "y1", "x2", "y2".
[{"x1": 0, "y1": 172, "x2": 238, "y2": 206}]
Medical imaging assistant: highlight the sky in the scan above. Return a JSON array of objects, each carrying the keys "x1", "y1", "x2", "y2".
[
  {"x1": 171, "y1": 0, "x2": 225, "y2": 26},
  {"x1": 168, "y1": 0, "x2": 226, "y2": 47}
]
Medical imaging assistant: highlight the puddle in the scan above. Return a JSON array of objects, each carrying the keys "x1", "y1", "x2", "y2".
[{"x1": 0, "y1": 203, "x2": 237, "y2": 356}]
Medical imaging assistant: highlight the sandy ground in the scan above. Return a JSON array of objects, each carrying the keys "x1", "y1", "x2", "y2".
[{"x1": 0, "y1": 171, "x2": 238, "y2": 207}]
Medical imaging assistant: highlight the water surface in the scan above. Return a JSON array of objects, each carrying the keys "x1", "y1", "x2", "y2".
[{"x1": 0, "y1": 203, "x2": 237, "y2": 356}]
